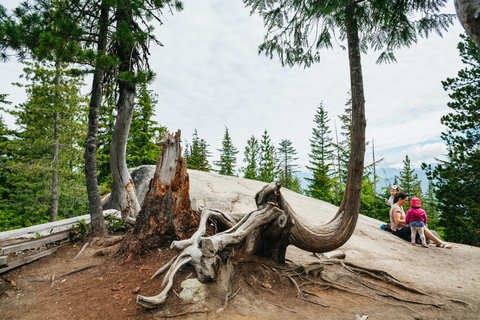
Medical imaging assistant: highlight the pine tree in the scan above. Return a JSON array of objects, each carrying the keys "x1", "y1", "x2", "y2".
[
  {"x1": 306, "y1": 102, "x2": 334, "y2": 202},
  {"x1": 97, "y1": 79, "x2": 117, "y2": 187},
  {"x1": 214, "y1": 126, "x2": 238, "y2": 176},
  {"x1": 126, "y1": 83, "x2": 165, "y2": 168},
  {"x1": 277, "y1": 139, "x2": 299, "y2": 190},
  {"x1": 187, "y1": 129, "x2": 211, "y2": 172},
  {"x1": 422, "y1": 181, "x2": 441, "y2": 233},
  {"x1": 241, "y1": 135, "x2": 260, "y2": 180},
  {"x1": 423, "y1": 34, "x2": 480, "y2": 246},
  {"x1": 398, "y1": 155, "x2": 422, "y2": 199},
  {"x1": 258, "y1": 129, "x2": 278, "y2": 183},
  {"x1": 245, "y1": 0, "x2": 454, "y2": 220},
  {"x1": 2, "y1": 61, "x2": 88, "y2": 228}
]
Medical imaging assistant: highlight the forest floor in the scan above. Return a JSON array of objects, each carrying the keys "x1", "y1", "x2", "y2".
[{"x1": 1, "y1": 234, "x2": 479, "y2": 320}]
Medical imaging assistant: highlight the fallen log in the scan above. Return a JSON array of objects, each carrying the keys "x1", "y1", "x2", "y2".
[
  {"x1": 0, "y1": 231, "x2": 70, "y2": 256},
  {"x1": 0, "y1": 246, "x2": 58, "y2": 274}
]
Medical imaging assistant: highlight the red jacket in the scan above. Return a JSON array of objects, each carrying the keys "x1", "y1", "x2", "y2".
[{"x1": 405, "y1": 208, "x2": 427, "y2": 225}]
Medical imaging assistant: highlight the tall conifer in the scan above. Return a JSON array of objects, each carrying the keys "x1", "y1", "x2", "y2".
[
  {"x1": 214, "y1": 126, "x2": 238, "y2": 176},
  {"x1": 306, "y1": 102, "x2": 334, "y2": 202}
]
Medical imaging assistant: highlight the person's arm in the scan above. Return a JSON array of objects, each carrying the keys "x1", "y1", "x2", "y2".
[
  {"x1": 393, "y1": 210, "x2": 406, "y2": 227},
  {"x1": 405, "y1": 211, "x2": 410, "y2": 225}
]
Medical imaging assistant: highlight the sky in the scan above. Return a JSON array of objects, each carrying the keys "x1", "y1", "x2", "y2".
[{"x1": 0, "y1": 0, "x2": 468, "y2": 189}]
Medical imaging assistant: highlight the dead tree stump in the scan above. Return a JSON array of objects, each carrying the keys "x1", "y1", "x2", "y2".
[{"x1": 118, "y1": 130, "x2": 199, "y2": 262}]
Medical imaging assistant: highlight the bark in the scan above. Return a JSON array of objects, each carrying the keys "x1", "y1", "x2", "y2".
[
  {"x1": 338, "y1": 2, "x2": 365, "y2": 234},
  {"x1": 455, "y1": 0, "x2": 480, "y2": 48},
  {"x1": 109, "y1": 3, "x2": 141, "y2": 223},
  {"x1": 84, "y1": 0, "x2": 109, "y2": 236},
  {"x1": 49, "y1": 59, "x2": 60, "y2": 222},
  {"x1": 117, "y1": 131, "x2": 199, "y2": 262}
]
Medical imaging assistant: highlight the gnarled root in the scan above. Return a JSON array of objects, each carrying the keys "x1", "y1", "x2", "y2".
[{"x1": 137, "y1": 203, "x2": 283, "y2": 308}]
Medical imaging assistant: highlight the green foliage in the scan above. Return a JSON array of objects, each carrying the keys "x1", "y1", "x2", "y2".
[
  {"x1": 97, "y1": 80, "x2": 117, "y2": 187},
  {"x1": 69, "y1": 219, "x2": 88, "y2": 241},
  {"x1": 105, "y1": 215, "x2": 126, "y2": 233},
  {"x1": 0, "y1": 62, "x2": 88, "y2": 230},
  {"x1": 126, "y1": 83, "x2": 165, "y2": 167},
  {"x1": 277, "y1": 139, "x2": 299, "y2": 190},
  {"x1": 214, "y1": 126, "x2": 239, "y2": 176},
  {"x1": 423, "y1": 34, "x2": 480, "y2": 246},
  {"x1": 398, "y1": 155, "x2": 423, "y2": 199},
  {"x1": 185, "y1": 129, "x2": 211, "y2": 172},
  {"x1": 241, "y1": 135, "x2": 260, "y2": 180},
  {"x1": 243, "y1": 0, "x2": 454, "y2": 67},
  {"x1": 306, "y1": 102, "x2": 335, "y2": 202},
  {"x1": 422, "y1": 181, "x2": 442, "y2": 234},
  {"x1": 258, "y1": 130, "x2": 279, "y2": 183}
]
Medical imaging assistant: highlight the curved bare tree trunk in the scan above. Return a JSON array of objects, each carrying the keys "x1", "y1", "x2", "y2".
[{"x1": 455, "y1": 0, "x2": 480, "y2": 48}]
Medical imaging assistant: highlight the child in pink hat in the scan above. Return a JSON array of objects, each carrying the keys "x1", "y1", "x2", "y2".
[{"x1": 405, "y1": 197, "x2": 429, "y2": 248}]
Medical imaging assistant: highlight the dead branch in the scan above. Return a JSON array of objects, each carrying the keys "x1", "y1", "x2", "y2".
[
  {"x1": 58, "y1": 264, "x2": 100, "y2": 278},
  {"x1": 73, "y1": 242, "x2": 90, "y2": 260}
]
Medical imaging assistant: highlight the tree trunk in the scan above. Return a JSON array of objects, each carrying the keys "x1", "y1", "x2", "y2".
[
  {"x1": 84, "y1": 0, "x2": 109, "y2": 236},
  {"x1": 118, "y1": 130, "x2": 199, "y2": 262},
  {"x1": 50, "y1": 59, "x2": 60, "y2": 222},
  {"x1": 339, "y1": 1, "x2": 365, "y2": 227},
  {"x1": 455, "y1": 0, "x2": 480, "y2": 48},
  {"x1": 110, "y1": 3, "x2": 141, "y2": 224}
]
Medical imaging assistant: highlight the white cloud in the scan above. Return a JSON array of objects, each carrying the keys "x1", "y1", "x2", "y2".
[
  {"x1": 385, "y1": 142, "x2": 448, "y2": 170},
  {"x1": 0, "y1": 0, "x2": 465, "y2": 177}
]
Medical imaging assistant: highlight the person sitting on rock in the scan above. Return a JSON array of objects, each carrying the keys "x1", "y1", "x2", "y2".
[{"x1": 389, "y1": 192, "x2": 452, "y2": 249}]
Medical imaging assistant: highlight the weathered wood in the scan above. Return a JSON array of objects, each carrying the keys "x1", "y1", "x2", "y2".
[
  {"x1": 0, "y1": 247, "x2": 58, "y2": 274},
  {"x1": 137, "y1": 203, "x2": 283, "y2": 308},
  {"x1": 118, "y1": 130, "x2": 199, "y2": 261},
  {"x1": 0, "y1": 210, "x2": 119, "y2": 242},
  {"x1": 0, "y1": 216, "x2": 90, "y2": 241},
  {"x1": 0, "y1": 231, "x2": 70, "y2": 255},
  {"x1": 0, "y1": 255, "x2": 8, "y2": 268}
]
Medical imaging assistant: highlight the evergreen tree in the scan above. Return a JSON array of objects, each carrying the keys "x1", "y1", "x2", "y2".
[
  {"x1": 241, "y1": 135, "x2": 260, "y2": 180},
  {"x1": 1, "y1": 61, "x2": 88, "y2": 229},
  {"x1": 288, "y1": 176, "x2": 304, "y2": 194},
  {"x1": 423, "y1": 34, "x2": 480, "y2": 246},
  {"x1": 214, "y1": 126, "x2": 238, "y2": 176},
  {"x1": 306, "y1": 102, "x2": 334, "y2": 202},
  {"x1": 334, "y1": 96, "x2": 352, "y2": 186},
  {"x1": 422, "y1": 181, "x2": 441, "y2": 233},
  {"x1": 126, "y1": 83, "x2": 165, "y2": 168},
  {"x1": 398, "y1": 155, "x2": 422, "y2": 199},
  {"x1": 245, "y1": 0, "x2": 454, "y2": 218},
  {"x1": 187, "y1": 129, "x2": 211, "y2": 172},
  {"x1": 97, "y1": 79, "x2": 117, "y2": 187},
  {"x1": 277, "y1": 139, "x2": 299, "y2": 190},
  {"x1": 258, "y1": 129, "x2": 279, "y2": 183}
]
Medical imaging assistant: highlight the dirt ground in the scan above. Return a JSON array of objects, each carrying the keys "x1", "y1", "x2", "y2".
[{"x1": 1, "y1": 235, "x2": 479, "y2": 320}]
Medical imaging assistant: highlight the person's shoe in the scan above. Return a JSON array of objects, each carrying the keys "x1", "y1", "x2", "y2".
[
  {"x1": 437, "y1": 242, "x2": 453, "y2": 249},
  {"x1": 411, "y1": 241, "x2": 416, "y2": 245},
  {"x1": 421, "y1": 242, "x2": 429, "y2": 248}
]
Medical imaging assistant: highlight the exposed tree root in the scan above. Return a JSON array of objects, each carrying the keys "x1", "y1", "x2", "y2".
[{"x1": 279, "y1": 259, "x2": 447, "y2": 311}]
